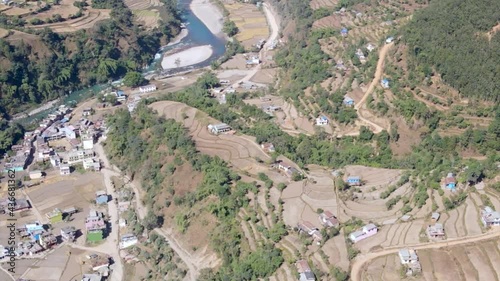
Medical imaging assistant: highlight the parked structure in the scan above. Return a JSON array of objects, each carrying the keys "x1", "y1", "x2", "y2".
[
  {"x1": 481, "y1": 207, "x2": 500, "y2": 227},
  {"x1": 349, "y1": 224, "x2": 378, "y2": 243}
]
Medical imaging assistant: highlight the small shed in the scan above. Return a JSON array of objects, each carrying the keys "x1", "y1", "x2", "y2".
[
  {"x1": 347, "y1": 176, "x2": 361, "y2": 186},
  {"x1": 95, "y1": 191, "x2": 108, "y2": 205},
  {"x1": 431, "y1": 212, "x2": 440, "y2": 221},
  {"x1": 341, "y1": 27, "x2": 348, "y2": 37}
]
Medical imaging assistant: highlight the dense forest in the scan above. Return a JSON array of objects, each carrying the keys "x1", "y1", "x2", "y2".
[
  {"x1": 105, "y1": 105, "x2": 284, "y2": 280},
  {"x1": 403, "y1": 0, "x2": 500, "y2": 101},
  {"x1": 0, "y1": 0, "x2": 181, "y2": 117}
]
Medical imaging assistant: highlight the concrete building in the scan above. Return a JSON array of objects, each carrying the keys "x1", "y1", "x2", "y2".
[
  {"x1": 139, "y1": 84, "x2": 157, "y2": 93},
  {"x1": 426, "y1": 223, "x2": 445, "y2": 239},
  {"x1": 119, "y1": 234, "x2": 138, "y2": 249},
  {"x1": 481, "y1": 207, "x2": 500, "y2": 227},
  {"x1": 68, "y1": 149, "x2": 94, "y2": 164},
  {"x1": 208, "y1": 123, "x2": 232, "y2": 135},
  {"x1": 349, "y1": 224, "x2": 378, "y2": 243},
  {"x1": 46, "y1": 208, "x2": 63, "y2": 224},
  {"x1": 60, "y1": 164, "x2": 71, "y2": 175},
  {"x1": 319, "y1": 211, "x2": 339, "y2": 228},
  {"x1": 399, "y1": 248, "x2": 418, "y2": 264},
  {"x1": 29, "y1": 170, "x2": 43, "y2": 180},
  {"x1": 315, "y1": 116, "x2": 329, "y2": 126}
]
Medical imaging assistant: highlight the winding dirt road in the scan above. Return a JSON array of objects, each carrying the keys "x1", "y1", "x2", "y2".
[
  {"x1": 350, "y1": 228, "x2": 500, "y2": 281},
  {"x1": 354, "y1": 42, "x2": 394, "y2": 134},
  {"x1": 230, "y1": 2, "x2": 280, "y2": 89}
]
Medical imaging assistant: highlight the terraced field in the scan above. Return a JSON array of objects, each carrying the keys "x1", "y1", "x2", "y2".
[
  {"x1": 361, "y1": 238, "x2": 500, "y2": 281},
  {"x1": 29, "y1": 10, "x2": 111, "y2": 33},
  {"x1": 225, "y1": 3, "x2": 269, "y2": 48},
  {"x1": 310, "y1": 0, "x2": 338, "y2": 10}
]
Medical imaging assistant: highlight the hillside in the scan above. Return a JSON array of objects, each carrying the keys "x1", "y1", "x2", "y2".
[
  {"x1": 0, "y1": 0, "x2": 180, "y2": 118},
  {"x1": 403, "y1": 0, "x2": 500, "y2": 101}
]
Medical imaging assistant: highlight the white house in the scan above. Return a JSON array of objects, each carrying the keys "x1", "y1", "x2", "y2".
[
  {"x1": 67, "y1": 149, "x2": 94, "y2": 164},
  {"x1": 315, "y1": 116, "x2": 329, "y2": 126},
  {"x1": 381, "y1": 78, "x2": 390, "y2": 89},
  {"x1": 208, "y1": 123, "x2": 232, "y2": 135},
  {"x1": 83, "y1": 158, "x2": 101, "y2": 171},
  {"x1": 138, "y1": 84, "x2": 157, "y2": 93},
  {"x1": 60, "y1": 164, "x2": 71, "y2": 176},
  {"x1": 119, "y1": 234, "x2": 138, "y2": 249},
  {"x1": 386, "y1": 36, "x2": 394, "y2": 44},
  {"x1": 349, "y1": 224, "x2": 378, "y2": 243},
  {"x1": 399, "y1": 248, "x2": 418, "y2": 264},
  {"x1": 29, "y1": 170, "x2": 43, "y2": 180},
  {"x1": 82, "y1": 135, "x2": 94, "y2": 150},
  {"x1": 481, "y1": 207, "x2": 500, "y2": 227}
]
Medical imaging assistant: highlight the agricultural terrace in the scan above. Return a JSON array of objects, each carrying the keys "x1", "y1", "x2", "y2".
[
  {"x1": 362, "y1": 238, "x2": 500, "y2": 281},
  {"x1": 224, "y1": 2, "x2": 269, "y2": 49},
  {"x1": 124, "y1": 0, "x2": 164, "y2": 29}
]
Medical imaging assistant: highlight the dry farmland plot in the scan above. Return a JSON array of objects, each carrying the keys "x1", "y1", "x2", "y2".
[
  {"x1": 310, "y1": 0, "x2": 338, "y2": 10},
  {"x1": 29, "y1": 9, "x2": 111, "y2": 33},
  {"x1": 124, "y1": 0, "x2": 161, "y2": 10},
  {"x1": 225, "y1": 3, "x2": 269, "y2": 48},
  {"x1": 24, "y1": 0, "x2": 79, "y2": 21},
  {"x1": 0, "y1": 27, "x2": 8, "y2": 38},
  {"x1": 133, "y1": 9, "x2": 160, "y2": 28},
  {"x1": 362, "y1": 239, "x2": 500, "y2": 281}
]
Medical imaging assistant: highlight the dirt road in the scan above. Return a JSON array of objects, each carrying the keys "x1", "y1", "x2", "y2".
[
  {"x1": 230, "y1": 2, "x2": 279, "y2": 89},
  {"x1": 94, "y1": 142, "x2": 124, "y2": 281},
  {"x1": 354, "y1": 42, "x2": 393, "y2": 133},
  {"x1": 350, "y1": 228, "x2": 500, "y2": 281},
  {"x1": 154, "y1": 228, "x2": 200, "y2": 281}
]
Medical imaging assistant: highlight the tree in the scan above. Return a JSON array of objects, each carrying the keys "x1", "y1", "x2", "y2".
[
  {"x1": 223, "y1": 20, "x2": 238, "y2": 37},
  {"x1": 123, "y1": 71, "x2": 145, "y2": 87}
]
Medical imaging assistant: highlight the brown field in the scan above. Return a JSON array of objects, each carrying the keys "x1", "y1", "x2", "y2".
[
  {"x1": 0, "y1": 27, "x2": 8, "y2": 38},
  {"x1": 132, "y1": 9, "x2": 160, "y2": 28},
  {"x1": 361, "y1": 238, "x2": 500, "y2": 281},
  {"x1": 310, "y1": 0, "x2": 338, "y2": 10},
  {"x1": 225, "y1": 2, "x2": 269, "y2": 48},
  {"x1": 29, "y1": 9, "x2": 111, "y2": 33},
  {"x1": 24, "y1": 0, "x2": 79, "y2": 21},
  {"x1": 149, "y1": 101, "x2": 271, "y2": 174}
]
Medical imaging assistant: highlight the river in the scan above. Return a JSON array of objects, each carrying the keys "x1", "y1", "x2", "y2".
[{"x1": 14, "y1": 0, "x2": 226, "y2": 126}]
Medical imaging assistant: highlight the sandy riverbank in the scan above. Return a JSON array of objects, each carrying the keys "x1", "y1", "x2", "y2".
[
  {"x1": 161, "y1": 45, "x2": 213, "y2": 69},
  {"x1": 191, "y1": 0, "x2": 224, "y2": 36},
  {"x1": 167, "y1": 28, "x2": 188, "y2": 46}
]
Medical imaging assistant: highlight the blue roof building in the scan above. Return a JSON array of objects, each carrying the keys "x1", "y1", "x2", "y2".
[
  {"x1": 343, "y1": 96, "x2": 354, "y2": 106},
  {"x1": 341, "y1": 28, "x2": 348, "y2": 36},
  {"x1": 347, "y1": 176, "x2": 361, "y2": 186},
  {"x1": 381, "y1": 78, "x2": 390, "y2": 88}
]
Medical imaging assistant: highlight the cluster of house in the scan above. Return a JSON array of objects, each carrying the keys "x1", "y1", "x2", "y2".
[
  {"x1": 0, "y1": 197, "x2": 31, "y2": 214},
  {"x1": 349, "y1": 223, "x2": 378, "y2": 243},
  {"x1": 296, "y1": 259, "x2": 316, "y2": 281},
  {"x1": 85, "y1": 210, "x2": 107, "y2": 242},
  {"x1": 207, "y1": 123, "x2": 232, "y2": 135},
  {"x1": 313, "y1": 96, "x2": 356, "y2": 126},
  {"x1": 1, "y1": 221, "x2": 61, "y2": 257},
  {"x1": 15, "y1": 105, "x2": 106, "y2": 176},
  {"x1": 426, "y1": 212, "x2": 445, "y2": 240},
  {"x1": 297, "y1": 211, "x2": 339, "y2": 244},
  {"x1": 80, "y1": 254, "x2": 113, "y2": 281},
  {"x1": 398, "y1": 248, "x2": 421, "y2": 276}
]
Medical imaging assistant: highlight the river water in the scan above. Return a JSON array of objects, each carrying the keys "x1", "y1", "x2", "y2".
[{"x1": 15, "y1": 0, "x2": 226, "y2": 126}]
